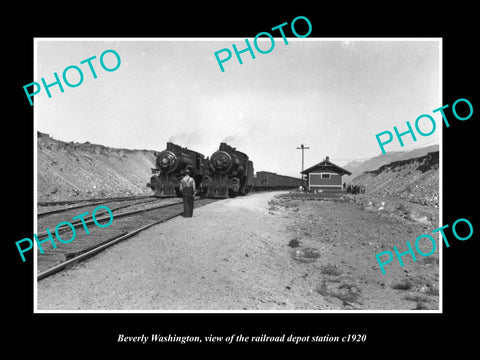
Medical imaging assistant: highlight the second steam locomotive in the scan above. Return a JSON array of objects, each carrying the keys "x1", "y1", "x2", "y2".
[
  {"x1": 204, "y1": 142, "x2": 254, "y2": 198},
  {"x1": 147, "y1": 142, "x2": 301, "y2": 198}
]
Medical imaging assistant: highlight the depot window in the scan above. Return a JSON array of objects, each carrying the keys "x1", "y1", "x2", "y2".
[{"x1": 321, "y1": 173, "x2": 330, "y2": 179}]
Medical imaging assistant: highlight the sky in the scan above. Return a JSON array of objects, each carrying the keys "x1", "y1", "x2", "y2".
[{"x1": 35, "y1": 38, "x2": 441, "y2": 178}]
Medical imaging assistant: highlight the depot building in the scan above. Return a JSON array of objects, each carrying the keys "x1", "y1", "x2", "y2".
[{"x1": 301, "y1": 156, "x2": 351, "y2": 191}]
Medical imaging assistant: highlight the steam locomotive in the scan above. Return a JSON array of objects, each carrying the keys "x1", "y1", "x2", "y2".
[
  {"x1": 146, "y1": 142, "x2": 208, "y2": 197},
  {"x1": 204, "y1": 142, "x2": 254, "y2": 198},
  {"x1": 147, "y1": 142, "x2": 302, "y2": 198}
]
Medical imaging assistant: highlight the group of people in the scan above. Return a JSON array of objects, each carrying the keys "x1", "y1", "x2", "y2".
[{"x1": 345, "y1": 184, "x2": 365, "y2": 194}]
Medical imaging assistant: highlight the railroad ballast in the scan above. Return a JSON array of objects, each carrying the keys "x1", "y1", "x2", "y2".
[{"x1": 16, "y1": 205, "x2": 114, "y2": 262}]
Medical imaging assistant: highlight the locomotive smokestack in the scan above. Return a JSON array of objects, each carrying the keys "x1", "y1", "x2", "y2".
[{"x1": 326, "y1": 156, "x2": 330, "y2": 162}]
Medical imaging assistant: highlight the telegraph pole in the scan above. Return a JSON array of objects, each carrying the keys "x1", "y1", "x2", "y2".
[{"x1": 297, "y1": 144, "x2": 310, "y2": 191}]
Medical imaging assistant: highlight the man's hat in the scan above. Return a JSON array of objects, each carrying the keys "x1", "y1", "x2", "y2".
[{"x1": 184, "y1": 168, "x2": 191, "y2": 174}]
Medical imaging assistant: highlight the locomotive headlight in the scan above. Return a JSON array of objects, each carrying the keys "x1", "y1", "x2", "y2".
[
  {"x1": 210, "y1": 150, "x2": 233, "y2": 174},
  {"x1": 156, "y1": 151, "x2": 178, "y2": 173}
]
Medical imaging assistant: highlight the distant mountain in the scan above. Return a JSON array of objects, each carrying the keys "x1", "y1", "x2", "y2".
[{"x1": 344, "y1": 144, "x2": 439, "y2": 182}]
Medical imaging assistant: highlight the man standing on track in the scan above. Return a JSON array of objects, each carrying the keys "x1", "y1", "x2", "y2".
[{"x1": 180, "y1": 168, "x2": 196, "y2": 217}]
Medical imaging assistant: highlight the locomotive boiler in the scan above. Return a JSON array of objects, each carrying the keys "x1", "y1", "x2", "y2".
[
  {"x1": 204, "y1": 142, "x2": 254, "y2": 198},
  {"x1": 147, "y1": 142, "x2": 208, "y2": 197}
]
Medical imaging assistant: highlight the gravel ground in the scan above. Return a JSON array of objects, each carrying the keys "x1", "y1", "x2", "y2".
[
  {"x1": 36, "y1": 191, "x2": 439, "y2": 311},
  {"x1": 37, "y1": 191, "x2": 331, "y2": 310}
]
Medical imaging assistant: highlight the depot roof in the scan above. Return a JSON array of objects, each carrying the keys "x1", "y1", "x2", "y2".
[{"x1": 301, "y1": 156, "x2": 352, "y2": 176}]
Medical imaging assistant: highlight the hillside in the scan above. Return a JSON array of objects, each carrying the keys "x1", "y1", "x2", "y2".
[
  {"x1": 350, "y1": 151, "x2": 439, "y2": 207},
  {"x1": 344, "y1": 144, "x2": 439, "y2": 181},
  {"x1": 37, "y1": 132, "x2": 158, "y2": 202}
]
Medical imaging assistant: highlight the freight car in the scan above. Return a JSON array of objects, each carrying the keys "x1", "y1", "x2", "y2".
[
  {"x1": 147, "y1": 142, "x2": 209, "y2": 197},
  {"x1": 253, "y1": 171, "x2": 302, "y2": 190},
  {"x1": 204, "y1": 142, "x2": 254, "y2": 198}
]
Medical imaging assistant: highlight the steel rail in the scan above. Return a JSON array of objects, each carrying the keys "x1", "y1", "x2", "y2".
[
  {"x1": 39, "y1": 196, "x2": 161, "y2": 218},
  {"x1": 36, "y1": 197, "x2": 220, "y2": 281},
  {"x1": 38, "y1": 199, "x2": 115, "y2": 217},
  {"x1": 37, "y1": 212, "x2": 183, "y2": 281},
  {"x1": 37, "y1": 195, "x2": 155, "y2": 207},
  {"x1": 36, "y1": 200, "x2": 184, "y2": 238}
]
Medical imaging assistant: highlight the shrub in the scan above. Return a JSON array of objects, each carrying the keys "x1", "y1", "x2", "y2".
[
  {"x1": 392, "y1": 279, "x2": 413, "y2": 291},
  {"x1": 320, "y1": 264, "x2": 343, "y2": 276},
  {"x1": 288, "y1": 238, "x2": 301, "y2": 248}
]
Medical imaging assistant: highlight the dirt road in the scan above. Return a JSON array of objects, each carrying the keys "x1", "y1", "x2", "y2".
[{"x1": 36, "y1": 191, "x2": 439, "y2": 311}]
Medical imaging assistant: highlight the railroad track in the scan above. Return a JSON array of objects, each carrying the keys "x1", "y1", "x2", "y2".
[
  {"x1": 36, "y1": 196, "x2": 175, "y2": 231},
  {"x1": 36, "y1": 197, "x2": 219, "y2": 280},
  {"x1": 38, "y1": 195, "x2": 154, "y2": 207},
  {"x1": 37, "y1": 195, "x2": 159, "y2": 217}
]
